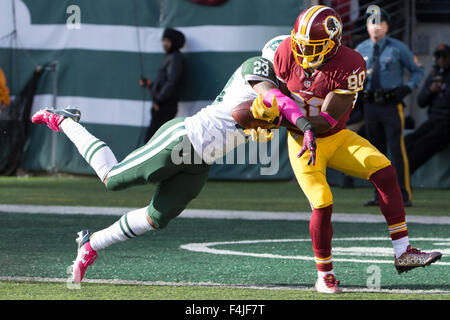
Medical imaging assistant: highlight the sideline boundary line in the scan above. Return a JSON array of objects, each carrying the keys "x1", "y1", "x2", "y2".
[
  {"x1": 1, "y1": 276, "x2": 449, "y2": 295},
  {"x1": 1, "y1": 204, "x2": 449, "y2": 224}
]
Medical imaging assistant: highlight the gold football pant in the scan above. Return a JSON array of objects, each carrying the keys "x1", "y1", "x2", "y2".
[{"x1": 288, "y1": 129, "x2": 391, "y2": 209}]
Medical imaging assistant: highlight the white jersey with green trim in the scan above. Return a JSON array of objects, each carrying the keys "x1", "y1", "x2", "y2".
[{"x1": 184, "y1": 56, "x2": 277, "y2": 163}]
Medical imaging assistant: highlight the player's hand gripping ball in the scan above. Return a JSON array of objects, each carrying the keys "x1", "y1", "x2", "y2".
[
  {"x1": 231, "y1": 99, "x2": 276, "y2": 130},
  {"x1": 250, "y1": 94, "x2": 280, "y2": 123}
]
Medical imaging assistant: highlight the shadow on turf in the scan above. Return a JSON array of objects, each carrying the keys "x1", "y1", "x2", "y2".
[
  {"x1": 269, "y1": 282, "x2": 450, "y2": 293},
  {"x1": 334, "y1": 283, "x2": 450, "y2": 293}
]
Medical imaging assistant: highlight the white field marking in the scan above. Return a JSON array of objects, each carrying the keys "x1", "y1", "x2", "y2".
[
  {"x1": 180, "y1": 237, "x2": 450, "y2": 266},
  {"x1": 1, "y1": 204, "x2": 450, "y2": 225},
  {"x1": 1, "y1": 276, "x2": 449, "y2": 295}
]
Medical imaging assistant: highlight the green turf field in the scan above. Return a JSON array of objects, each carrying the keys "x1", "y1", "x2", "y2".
[{"x1": 0, "y1": 176, "x2": 449, "y2": 301}]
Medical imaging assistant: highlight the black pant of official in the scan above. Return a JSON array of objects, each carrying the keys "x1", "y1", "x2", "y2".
[
  {"x1": 405, "y1": 118, "x2": 450, "y2": 175},
  {"x1": 145, "y1": 105, "x2": 178, "y2": 143},
  {"x1": 364, "y1": 100, "x2": 412, "y2": 203}
]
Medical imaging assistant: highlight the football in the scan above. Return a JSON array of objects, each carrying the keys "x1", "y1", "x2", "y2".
[{"x1": 231, "y1": 100, "x2": 274, "y2": 129}]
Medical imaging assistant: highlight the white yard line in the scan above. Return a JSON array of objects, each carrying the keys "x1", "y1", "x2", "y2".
[
  {"x1": 1, "y1": 276, "x2": 449, "y2": 295},
  {"x1": 0, "y1": 204, "x2": 449, "y2": 224}
]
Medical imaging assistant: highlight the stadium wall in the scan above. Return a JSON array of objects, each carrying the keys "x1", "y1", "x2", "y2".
[{"x1": 0, "y1": 0, "x2": 300, "y2": 180}]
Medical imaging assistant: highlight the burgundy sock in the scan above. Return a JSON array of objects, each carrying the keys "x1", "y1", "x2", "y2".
[
  {"x1": 310, "y1": 205, "x2": 334, "y2": 272},
  {"x1": 370, "y1": 165, "x2": 408, "y2": 240}
]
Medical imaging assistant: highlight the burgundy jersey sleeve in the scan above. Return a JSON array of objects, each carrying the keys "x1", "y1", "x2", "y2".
[
  {"x1": 273, "y1": 38, "x2": 293, "y2": 84},
  {"x1": 327, "y1": 46, "x2": 367, "y2": 95}
]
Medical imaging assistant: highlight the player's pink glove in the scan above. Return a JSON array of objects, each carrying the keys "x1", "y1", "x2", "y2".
[{"x1": 297, "y1": 129, "x2": 316, "y2": 166}]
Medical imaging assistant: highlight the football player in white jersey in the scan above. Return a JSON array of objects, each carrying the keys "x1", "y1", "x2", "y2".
[{"x1": 31, "y1": 35, "x2": 315, "y2": 283}]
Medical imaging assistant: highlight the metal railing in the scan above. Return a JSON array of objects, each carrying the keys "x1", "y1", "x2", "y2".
[{"x1": 332, "y1": 0, "x2": 414, "y2": 49}]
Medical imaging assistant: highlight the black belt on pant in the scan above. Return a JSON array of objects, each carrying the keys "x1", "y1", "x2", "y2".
[{"x1": 363, "y1": 89, "x2": 396, "y2": 103}]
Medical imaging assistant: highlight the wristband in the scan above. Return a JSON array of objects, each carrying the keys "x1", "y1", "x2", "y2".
[
  {"x1": 320, "y1": 111, "x2": 338, "y2": 128},
  {"x1": 296, "y1": 116, "x2": 314, "y2": 133}
]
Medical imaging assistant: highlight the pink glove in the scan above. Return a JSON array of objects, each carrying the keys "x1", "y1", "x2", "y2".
[{"x1": 297, "y1": 129, "x2": 317, "y2": 166}]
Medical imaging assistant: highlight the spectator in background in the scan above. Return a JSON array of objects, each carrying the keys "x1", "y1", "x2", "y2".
[
  {"x1": 356, "y1": 9, "x2": 424, "y2": 207},
  {"x1": 140, "y1": 28, "x2": 186, "y2": 142},
  {"x1": 0, "y1": 67, "x2": 10, "y2": 111},
  {"x1": 405, "y1": 44, "x2": 450, "y2": 174},
  {"x1": 320, "y1": 0, "x2": 359, "y2": 47}
]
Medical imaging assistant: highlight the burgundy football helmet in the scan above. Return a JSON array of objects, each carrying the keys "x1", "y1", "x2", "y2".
[{"x1": 291, "y1": 5, "x2": 343, "y2": 69}]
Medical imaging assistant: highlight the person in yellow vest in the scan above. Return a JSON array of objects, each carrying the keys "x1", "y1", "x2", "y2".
[{"x1": 0, "y1": 67, "x2": 10, "y2": 111}]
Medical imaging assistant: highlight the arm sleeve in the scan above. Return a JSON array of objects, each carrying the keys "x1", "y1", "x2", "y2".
[
  {"x1": 153, "y1": 53, "x2": 184, "y2": 103},
  {"x1": 0, "y1": 68, "x2": 10, "y2": 105}
]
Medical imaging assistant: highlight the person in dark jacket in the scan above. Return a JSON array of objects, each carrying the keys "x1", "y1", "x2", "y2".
[
  {"x1": 405, "y1": 44, "x2": 450, "y2": 174},
  {"x1": 140, "y1": 28, "x2": 185, "y2": 142}
]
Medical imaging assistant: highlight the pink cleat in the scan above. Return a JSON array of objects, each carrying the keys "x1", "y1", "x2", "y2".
[
  {"x1": 71, "y1": 230, "x2": 98, "y2": 283},
  {"x1": 31, "y1": 108, "x2": 81, "y2": 132},
  {"x1": 315, "y1": 274, "x2": 342, "y2": 294}
]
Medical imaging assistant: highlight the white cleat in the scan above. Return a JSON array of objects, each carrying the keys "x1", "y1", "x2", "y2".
[{"x1": 315, "y1": 274, "x2": 342, "y2": 294}]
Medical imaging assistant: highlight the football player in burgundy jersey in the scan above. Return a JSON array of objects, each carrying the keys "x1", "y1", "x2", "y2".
[{"x1": 250, "y1": 5, "x2": 441, "y2": 293}]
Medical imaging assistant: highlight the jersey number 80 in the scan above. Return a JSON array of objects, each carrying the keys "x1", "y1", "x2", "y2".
[{"x1": 347, "y1": 70, "x2": 366, "y2": 91}]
